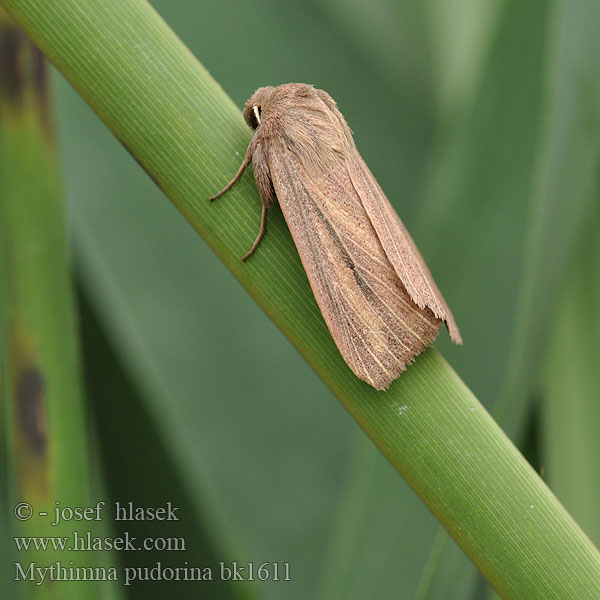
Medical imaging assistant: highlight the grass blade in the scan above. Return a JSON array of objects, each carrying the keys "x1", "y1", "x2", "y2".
[
  {"x1": 542, "y1": 218, "x2": 600, "y2": 547},
  {"x1": 0, "y1": 12, "x2": 121, "y2": 598}
]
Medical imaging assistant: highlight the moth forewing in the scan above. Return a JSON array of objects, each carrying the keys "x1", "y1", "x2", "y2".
[
  {"x1": 269, "y1": 145, "x2": 442, "y2": 389},
  {"x1": 210, "y1": 83, "x2": 462, "y2": 390}
]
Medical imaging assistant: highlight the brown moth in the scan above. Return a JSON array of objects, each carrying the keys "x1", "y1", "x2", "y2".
[{"x1": 210, "y1": 83, "x2": 462, "y2": 390}]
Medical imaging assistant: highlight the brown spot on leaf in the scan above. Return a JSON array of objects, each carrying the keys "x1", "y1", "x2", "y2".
[
  {"x1": 0, "y1": 26, "x2": 26, "y2": 103},
  {"x1": 17, "y1": 367, "x2": 48, "y2": 456},
  {"x1": 0, "y1": 26, "x2": 54, "y2": 138}
]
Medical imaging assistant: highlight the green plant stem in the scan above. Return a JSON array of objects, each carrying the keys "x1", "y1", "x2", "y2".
[{"x1": 2, "y1": 1, "x2": 599, "y2": 598}]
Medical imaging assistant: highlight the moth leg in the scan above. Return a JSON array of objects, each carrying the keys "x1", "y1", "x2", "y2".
[
  {"x1": 242, "y1": 202, "x2": 267, "y2": 261},
  {"x1": 241, "y1": 143, "x2": 273, "y2": 260},
  {"x1": 209, "y1": 155, "x2": 251, "y2": 201},
  {"x1": 210, "y1": 136, "x2": 259, "y2": 201}
]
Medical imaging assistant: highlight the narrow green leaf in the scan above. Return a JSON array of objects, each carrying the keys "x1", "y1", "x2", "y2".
[
  {"x1": 419, "y1": 0, "x2": 600, "y2": 594},
  {"x1": 494, "y1": 0, "x2": 600, "y2": 432},
  {"x1": 542, "y1": 218, "x2": 600, "y2": 547},
  {"x1": 425, "y1": 0, "x2": 503, "y2": 115},
  {"x1": 0, "y1": 12, "x2": 121, "y2": 598},
  {"x1": 78, "y1": 290, "x2": 242, "y2": 600}
]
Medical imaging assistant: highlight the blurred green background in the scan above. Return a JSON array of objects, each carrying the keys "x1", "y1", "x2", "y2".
[{"x1": 3, "y1": 0, "x2": 599, "y2": 598}]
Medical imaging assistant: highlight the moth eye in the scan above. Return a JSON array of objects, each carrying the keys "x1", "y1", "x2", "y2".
[{"x1": 253, "y1": 104, "x2": 262, "y2": 126}]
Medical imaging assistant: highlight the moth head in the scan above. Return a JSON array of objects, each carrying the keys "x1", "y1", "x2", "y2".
[{"x1": 243, "y1": 86, "x2": 275, "y2": 130}]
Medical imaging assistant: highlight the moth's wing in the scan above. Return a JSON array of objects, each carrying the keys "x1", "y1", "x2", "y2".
[
  {"x1": 268, "y1": 141, "x2": 442, "y2": 390},
  {"x1": 347, "y1": 151, "x2": 462, "y2": 344}
]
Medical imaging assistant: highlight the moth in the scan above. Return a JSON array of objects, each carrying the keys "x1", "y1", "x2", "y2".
[{"x1": 211, "y1": 83, "x2": 462, "y2": 390}]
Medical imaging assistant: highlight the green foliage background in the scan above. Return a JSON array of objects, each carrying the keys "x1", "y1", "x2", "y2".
[{"x1": 3, "y1": 0, "x2": 599, "y2": 598}]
